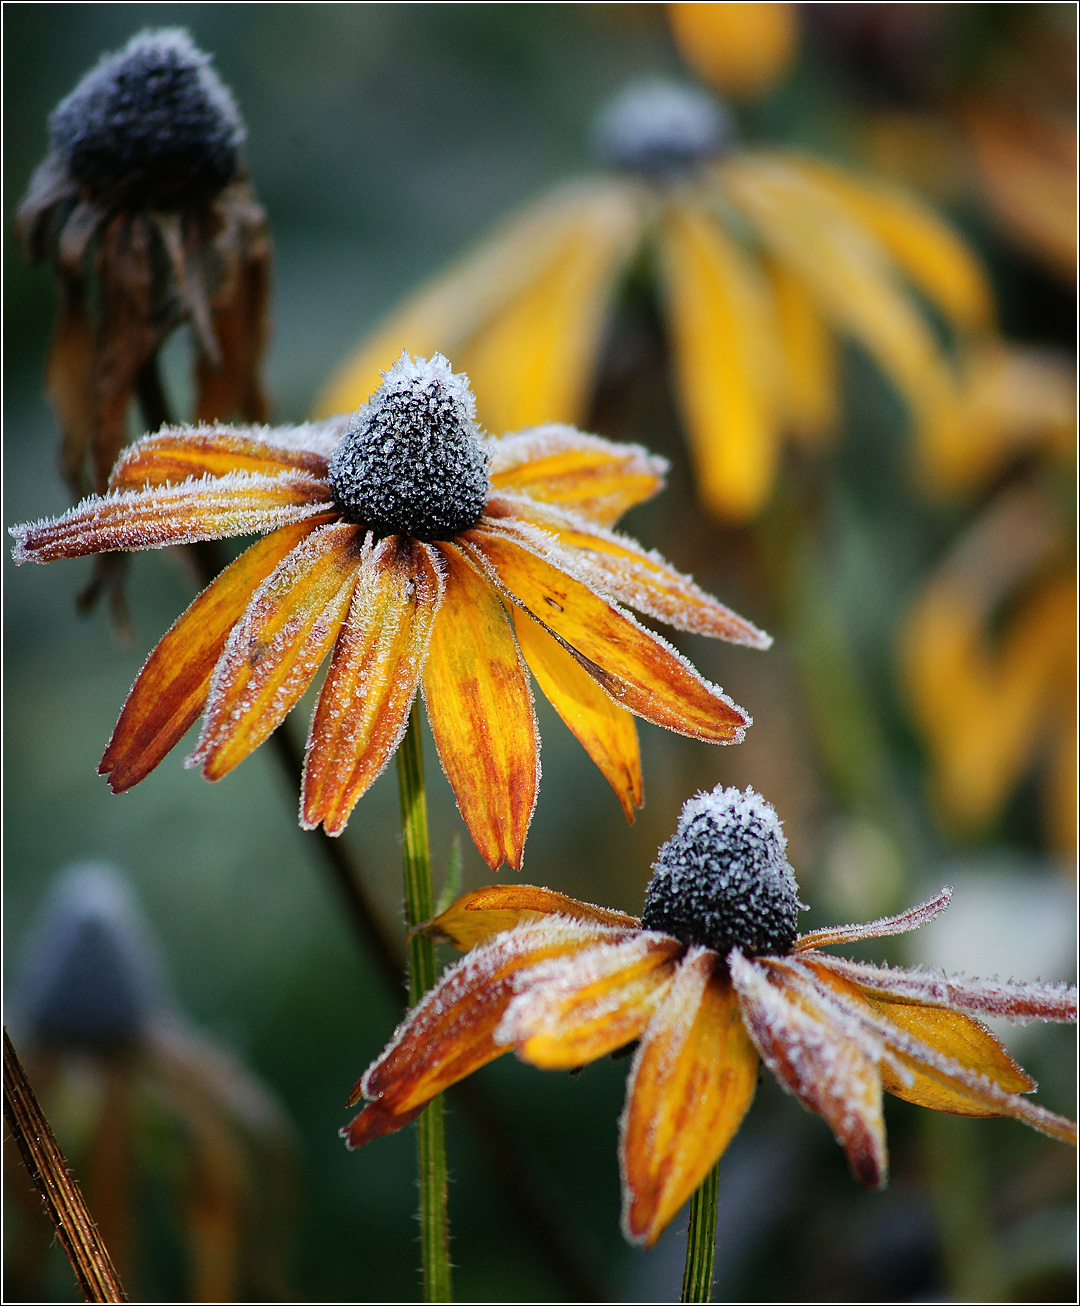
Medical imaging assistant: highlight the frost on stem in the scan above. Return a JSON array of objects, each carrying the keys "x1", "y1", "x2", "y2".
[
  {"x1": 49, "y1": 27, "x2": 245, "y2": 209},
  {"x1": 328, "y1": 353, "x2": 491, "y2": 542},
  {"x1": 593, "y1": 79, "x2": 734, "y2": 176},
  {"x1": 642, "y1": 785, "x2": 802, "y2": 956}
]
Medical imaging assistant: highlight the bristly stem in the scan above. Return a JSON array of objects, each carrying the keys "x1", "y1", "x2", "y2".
[
  {"x1": 681, "y1": 1161, "x2": 719, "y2": 1303},
  {"x1": 397, "y1": 702, "x2": 452, "y2": 1303}
]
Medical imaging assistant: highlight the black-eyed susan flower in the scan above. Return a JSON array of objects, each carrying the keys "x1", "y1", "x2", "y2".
[
  {"x1": 342, "y1": 785, "x2": 1077, "y2": 1247},
  {"x1": 320, "y1": 79, "x2": 992, "y2": 522},
  {"x1": 16, "y1": 29, "x2": 271, "y2": 500},
  {"x1": 11, "y1": 354, "x2": 767, "y2": 869}
]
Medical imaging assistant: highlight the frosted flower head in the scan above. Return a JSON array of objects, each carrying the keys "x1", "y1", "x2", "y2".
[
  {"x1": 328, "y1": 353, "x2": 491, "y2": 542},
  {"x1": 593, "y1": 79, "x2": 734, "y2": 175},
  {"x1": 49, "y1": 28, "x2": 244, "y2": 209},
  {"x1": 642, "y1": 785, "x2": 801, "y2": 956}
]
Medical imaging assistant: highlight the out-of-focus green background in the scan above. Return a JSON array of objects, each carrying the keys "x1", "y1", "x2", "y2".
[{"x1": 5, "y1": 4, "x2": 1075, "y2": 1302}]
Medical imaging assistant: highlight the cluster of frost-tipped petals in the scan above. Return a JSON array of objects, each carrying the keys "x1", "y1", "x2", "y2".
[{"x1": 341, "y1": 786, "x2": 1077, "y2": 1247}]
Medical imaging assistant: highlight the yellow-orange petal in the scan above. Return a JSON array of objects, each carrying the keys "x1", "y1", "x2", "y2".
[
  {"x1": 511, "y1": 605, "x2": 643, "y2": 822},
  {"x1": 490, "y1": 494, "x2": 770, "y2": 646},
  {"x1": 423, "y1": 885, "x2": 640, "y2": 951},
  {"x1": 361, "y1": 917, "x2": 630, "y2": 1115},
  {"x1": 302, "y1": 536, "x2": 444, "y2": 835},
  {"x1": 765, "y1": 254, "x2": 838, "y2": 443},
  {"x1": 660, "y1": 201, "x2": 781, "y2": 521},
  {"x1": 497, "y1": 931, "x2": 683, "y2": 1070},
  {"x1": 341, "y1": 1098, "x2": 424, "y2": 1150},
  {"x1": 109, "y1": 424, "x2": 338, "y2": 490},
  {"x1": 488, "y1": 425, "x2": 666, "y2": 526},
  {"x1": 11, "y1": 471, "x2": 332, "y2": 563},
  {"x1": 668, "y1": 2, "x2": 797, "y2": 100},
  {"x1": 190, "y1": 522, "x2": 364, "y2": 780},
  {"x1": 732, "y1": 952, "x2": 888, "y2": 1187},
  {"x1": 100, "y1": 519, "x2": 326, "y2": 793},
  {"x1": 463, "y1": 526, "x2": 750, "y2": 744},
  {"x1": 421, "y1": 543, "x2": 539, "y2": 871},
  {"x1": 621, "y1": 949, "x2": 758, "y2": 1247}
]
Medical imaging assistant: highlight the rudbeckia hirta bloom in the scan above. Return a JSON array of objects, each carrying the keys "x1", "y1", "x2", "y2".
[
  {"x1": 342, "y1": 785, "x2": 1077, "y2": 1247},
  {"x1": 320, "y1": 79, "x2": 991, "y2": 521},
  {"x1": 11, "y1": 354, "x2": 767, "y2": 869}
]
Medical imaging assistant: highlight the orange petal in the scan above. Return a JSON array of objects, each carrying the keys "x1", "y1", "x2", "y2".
[
  {"x1": 100, "y1": 520, "x2": 324, "y2": 792},
  {"x1": 511, "y1": 605, "x2": 643, "y2": 822},
  {"x1": 110, "y1": 424, "x2": 337, "y2": 489},
  {"x1": 794, "y1": 887, "x2": 952, "y2": 951},
  {"x1": 490, "y1": 494, "x2": 770, "y2": 646},
  {"x1": 421, "y1": 543, "x2": 539, "y2": 871},
  {"x1": 360, "y1": 918, "x2": 631, "y2": 1116},
  {"x1": 621, "y1": 950, "x2": 759, "y2": 1247},
  {"x1": 488, "y1": 425, "x2": 666, "y2": 526},
  {"x1": 422, "y1": 884, "x2": 640, "y2": 951},
  {"x1": 190, "y1": 522, "x2": 364, "y2": 780},
  {"x1": 341, "y1": 1098, "x2": 424, "y2": 1150},
  {"x1": 731, "y1": 952, "x2": 888, "y2": 1187},
  {"x1": 11, "y1": 472, "x2": 332, "y2": 563},
  {"x1": 497, "y1": 931, "x2": 683, "y2": 1070},
  {"x1": 463, "y1": 525, "x2": 750, "y2": 743},
  {"x1": 302, "y1": 537, "x2": 444, "y2": 835}
]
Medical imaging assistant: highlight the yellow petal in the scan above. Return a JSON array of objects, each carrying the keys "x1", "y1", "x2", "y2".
[
  {"x1": 489, "y1": 425, "x2": 666, "y2": 526},
  {"x1": 302, "y1": 536, "x2": 444, "y2": 835},
  {"x1": 660, "y1": 201, "x2": 781, "y2": 521},
  {"x1": 765, "y1": 254, "x2": 837, "y2": 443},
  {"x1": 465, "y1": 525, "x2": 750, "y2": 743},
  {"x1": 668, "y1": 2, "x2": 797, "y2": 99},
  {"x1": 423, "y1": 884, "x2": 639, "y2": 951},
  {"x1": 512, "y1": 605, "x2": 643, "y2": 822},
  {"x1": 621, "y1": 950, "x2": 758, "y2": 1247},
  {"x1": 422, "y1": 543, "x2": 539, "y2": 871},
  {"x1": 110, "y1": 426, "x2": 332, "y2": 489},
  {"x1": 191, "y1": 522, "x2": 363, "y2": 780},
  {"x1": 100, "y1": 520, "x2": 324, "y2": 793},
  {"x1": 500, "y1": 931, "x2": 683, "y2": 1070}
]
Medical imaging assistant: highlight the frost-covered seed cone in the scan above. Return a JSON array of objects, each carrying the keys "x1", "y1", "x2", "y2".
[
  {"x1": 593, "y1": 79, "x2": 734, "y2": 174},
  {"x1": 642, "y1": 784, "x2": 802, "y2": 955}
]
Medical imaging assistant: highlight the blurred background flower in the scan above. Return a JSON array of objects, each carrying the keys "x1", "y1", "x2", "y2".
[{"x1": 5, "y1": 4, "x2": 1075, "y2": 1301}]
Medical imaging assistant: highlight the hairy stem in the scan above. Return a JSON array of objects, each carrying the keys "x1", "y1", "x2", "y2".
[
  {"x1": 681, "y1": 1161, "x2": 719, "y2": 1302},
  {"x1": 397, "y1": 703, "x2": 452, "y2": 1302}
]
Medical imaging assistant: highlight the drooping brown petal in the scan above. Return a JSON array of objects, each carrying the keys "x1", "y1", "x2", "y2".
[
  {"x1": 11, "y1": 471, "x2": 333, "y2": 564},
  {"x1": 488, "y1": 425, "x2": 667, "y2": 526},
  {"x1": 620, "y1": 950, "x2": 759, "y2": 1247},
  {"x1": 496, "y1": 931, "x2": 683, "y2": 1070},
  {"x1": 730, "y1": 951, "x2": 889, "y2": 1187},
  {"x1": 421, "y1": 543, "x2": 539, "y2": 871},
  {"x1": 45, "y1": 277, "x2": 98, "y2": 499},
  {"x1": 489, "y1": 495, "x2": 771, "y2": 646},
  {"x1": 422, "y1": 884, "x2": 640, "y2": 951},
  {"x1": 110, "y1": 427, "x2": 329, "y2": 490},
  {"x1": 510, "y1": 605, "x2": 643, "y2": 822},
  {"x1": 807, "y1": 952, "x2": 1078, "y2": 1025},
  {"x1": 462, "y1": 526, "x2": 749, "y2": 743},
  {"x1": 190, "y1": 522, "x2": 364, "y2": 780},
  {"x1": 345, "y1": 918, "x2": 630, "y2": 1142},
  {"x1": 100, "y1": 519, "x2": 326, "y2": 792},
  {"x1": 302, "y1": 537, "x2": 444, "y2": 835},
  {"x1": 794, "y1": 887, "x2": 953, "y2": 952}
]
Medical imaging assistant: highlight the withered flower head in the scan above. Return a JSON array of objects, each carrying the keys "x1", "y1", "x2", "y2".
[
  {"x1": 11, "y1": 356, "x2": 770, "y2": 869},
  {"x1": 342, "y1": 784, "x2": 1077, "y2": 1247},
  {"x1": 17, "y1": 27, "x2": 271, "y2": 505},
  {"x1": 593, "y1": 78, "x2": 735, "y2": 176}
]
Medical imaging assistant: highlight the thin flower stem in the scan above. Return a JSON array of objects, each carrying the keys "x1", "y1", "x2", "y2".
[
  {"x1": 397, "y1": 702, "x2": 453, "y2": 1303},
  {"x1": 681, "y1": 1160, "x2": 719, "y2": 1302},
  {"x1": 3, "y1": 1028, "x2": 128, "y2": 1304}
]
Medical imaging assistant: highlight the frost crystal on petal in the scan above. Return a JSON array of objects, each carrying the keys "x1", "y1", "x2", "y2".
[
  {"x1": 49, "y1": 28, "x2": 245, "y2": 208},
  {"x1": 593, "y1": 79, "x2": 734, "y2": 175},
  {"x1": 328, "y1": 352, "x2": 490, "y2": 542},
  {"x1": 642, "y1": 785, "x2": 802, "y2": 956}
]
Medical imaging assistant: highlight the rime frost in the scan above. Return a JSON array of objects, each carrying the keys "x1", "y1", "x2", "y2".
[
  {"x1": 594, "y1": 79, "x2": 734, "y2": 175},
  {"x1": 642, "y1": 785, "x2": 802, "y2": 956},
  {"x1": 328, "y1": 352, "x2": 490, "y2": 542},
  {"x1": 49, "y1": 28, "x2": 244, "y2": 208}
]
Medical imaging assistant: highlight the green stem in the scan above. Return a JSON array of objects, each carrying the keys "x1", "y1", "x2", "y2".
[
  {"x1": 681, "y1": 1161, "x2": 719, "y2": 1303},
  {"x1": 396, "y1": 703, "x2": 452, "y2": 1303}
]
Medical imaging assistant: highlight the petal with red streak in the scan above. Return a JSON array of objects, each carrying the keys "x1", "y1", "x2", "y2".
[
  {"x1": 423, "y1": 884, "x2": 640, "y2": 951},
  {"x1": 421, "y1": 543, "x2": 539, "y2": 871},
  {"x1": 303, "y1": 537, "x2": 444, "y2": 835}
]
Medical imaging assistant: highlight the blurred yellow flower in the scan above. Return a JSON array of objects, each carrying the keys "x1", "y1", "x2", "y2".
[
  {"x1": 667, "y1": 2, "x2": 798, "y2": 100},
  {"x1": 321, "y1": 81, "x2": 992, "y2": 523},
  {"x1": 902, "y1": 484, "x2": 1076, "y2": 853}
]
